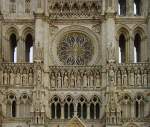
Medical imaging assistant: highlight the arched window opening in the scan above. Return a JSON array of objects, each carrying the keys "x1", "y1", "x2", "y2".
[
  {"x1": 96, "y1": 103, "x2": 100, "y2": 119},
  {"x1": 70, "y1": 103, "x2": 74, "y2": 118},
  {"x1": 25, "y1": 0, "x2": 31, "y2": 13},
  {"x1": 25, "y1": 34, "x2": 33, "y2": 63},
  {"x1": 135, "y1": 95, "x2": 144, "y2": 118},
  {"x1": 51, "y1": 103, "x2": 55, "y2": 119},
  {"x1": 64, "y1": 96, "x2": 74, "y2": 119},
  {"x1": 83, "y1": 103, "x2": 87, "y2": 119},
  {"x1": 10, "y1": 34, "x2": 17, "y2": 63},
  {"x1": 119, "y1": 34, "x2": 126, "y2": 63},
  {"x1": 56, "y1": 103, "x2": 61, "y2": 119},
  {"x1": 12, "y1": 100, "x2": 16, "y2": 117},
  {"x1": 134, "y1": 0, "x2": 141, "y2": 16},
  {"x1": 134, "y1": 34, "x2": 141, "y2": 63},
  {"x1": 64, "y1": 103, "x2": 68, "y2": 119},
  {"x1": 19, "y1": 94, "x2": 31, "y2": 118},
  {"x1": 90, "y1": 104, "x2": 94, "y2": 119},
  {"x1": 77, "y1": 103, "x2": 81, "y2": 118},
  {"x1": 121, "y1": 95, "x2": 131, "y2": 119},
  {"x1": 9, "y1": 0, "x2": 16, "y2": 13},
  {"x1": 90, "y1": 96, "x2": 101, "y2": 119},
  {"x1": 50, "y1": 96, "x2": 61, "y2": 119},
  {"x1": 135, "y1": 101, "x2": 139, "y2": 118},
  {"x1": 77, "y1": 96, "x2": 87, "y2": 119},
  {"x1": 118, "y1": 0, "x2": 126, "y2": 16}
]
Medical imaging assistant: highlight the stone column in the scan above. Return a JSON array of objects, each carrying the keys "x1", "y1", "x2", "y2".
[
  {"x1": 61, "y1": 103, "x2": 64, "y2": 119},
  {"x1": 128, "y1": 0, "x2": 134, "y2": 16},
  {"x1": 105, "y1": 10, "x2": 116, "y2": 62},
  {"x1": 129, "y1": 35, "x2": 134, "y2": 63},
  {"x1": 0, "y1": 15, "x2": 2, "y2": 62},
  {"x1": 74, "y1": 103, "x2": 78, "y2": 117},
  {"x1": 17, "y1": 37, "x2": 26, "y2": 62},
  {"x1": 87, "y1": 103, "x2": 90, "y2": 119},
  {"x1": 131, "y1": 101, "x2": 135, "y2": 118},
  {"x1": 16, "y1": 101, "x2": 20, "y2": 118}
]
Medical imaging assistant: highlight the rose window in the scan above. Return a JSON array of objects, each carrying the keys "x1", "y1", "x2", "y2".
[{"x1": 57, "y1": 32, "x2": 94, "y2": 65}]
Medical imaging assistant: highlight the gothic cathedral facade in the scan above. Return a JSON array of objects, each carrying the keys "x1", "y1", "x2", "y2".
[{"x1": 0, "y1": 0, "x2": 149, "y2": 127}]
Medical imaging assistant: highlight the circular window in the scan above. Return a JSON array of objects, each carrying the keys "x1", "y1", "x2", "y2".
[{"x1": 57, "y1": 32, "x2": 94, "y2": 65}]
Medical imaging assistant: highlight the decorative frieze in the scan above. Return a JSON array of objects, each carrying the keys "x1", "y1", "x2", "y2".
[
  {"x1": 0, "y1": 63, "x2": 34, "y2": 87},
  {"x1": 48, "y1": 0, "x2": 102, "y2": 19}
]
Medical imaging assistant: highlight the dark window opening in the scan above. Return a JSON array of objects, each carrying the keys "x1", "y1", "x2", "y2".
[
  {"x1": 12, "y1": 101, "x2": 16, "y2": 117},
  {"x1": 134, "y1": 34, "x2": 141, "y2": 62},
  {"x1": 119, "y1": 34, "x2": 126, "y2": 63},
  {"x1": 118, "y1": 0, "x2": 126, "y2": 16},
  {"x1": 10, "y1": 34, "x2": 17, "y2": 63}
]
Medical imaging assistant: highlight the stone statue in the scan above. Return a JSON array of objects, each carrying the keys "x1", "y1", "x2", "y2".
[
  {"x1": 10, "y1": 70, "x2": 14, "y2": 85},
  {"x1": 16, "y1": 69, "x2": 21, "y2": 85},
  {"x1": 83, "y1": 71, "x2": 88, "y2": 88},
  {"x1": 57, "y1": 72, "x2": 62, "y2": 88},
  {"x1": 37, "y1": 67, "x2": 42, "y2": 85},
  {"x1": 35, "y1": 42, "x2": 43, "y2": 62},
  {"x1": 50, "y1": 72, "x2": 56, "y2": 88},
  {"x1": 107, "y1": 41, "x2": 115, "y2": 62},
  {"x1": 70, "y1": 71, "x2": 75, "y2": 88},
  {"x1": 117, "y1": 70, "x2": 122, "y2": 86},
  {"x1": 142, "y1": 69, "x2": 148, "y2": 87},
  {"x1": 89, "y1": 72, "x2": 94, "y2": 87},
  {"x1": 76, "y1": 71, "x2": 81, "y2": 88},
  {"x1": 63, "y1": 72, "x2": 69, "y2": 88},
  {"x1": 22, "y1": 70, "x2": 28, "y2": 85},
  {"x1": 95, "y1": 72, "x2": 101, "y2": 87},
  {"x1": 136, "y1": 70, "x2": 141, "y2": 87},
  {"x1": 130, "y1": 70, "x2": 134, "y2": 86},
  {"x1": 29, "y1": 70, "x2": 33, "y2": 85},
  {"x1": 122, "y1": 70, "x2": 128, "y2": 87},
  {"x1": 3, "y1": 70, "x2": 8, "y2": 85}
]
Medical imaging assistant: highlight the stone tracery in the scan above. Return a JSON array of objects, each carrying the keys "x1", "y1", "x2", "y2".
[{"x1": 57, "y1": 32, "x2": 94, "y2": 65}]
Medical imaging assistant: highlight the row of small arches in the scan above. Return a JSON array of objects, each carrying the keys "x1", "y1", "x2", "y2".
[
  {"x1": 51, "y1": 1, "x2": 101, "y2": 12},
  {"x1": 49, "y1": 95, "x2": 101, "y2": 120}
]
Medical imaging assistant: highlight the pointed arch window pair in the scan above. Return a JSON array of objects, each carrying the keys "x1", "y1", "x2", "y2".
[
  {"x1": 118, "y1": 0, "x2": 141, "y2": 16},
  {"x1": 9, "y1": 33, "x2": 33, "y2": 63},
  {"x1": 119, "y1": 33, "x2": 141, "y2": 63}
]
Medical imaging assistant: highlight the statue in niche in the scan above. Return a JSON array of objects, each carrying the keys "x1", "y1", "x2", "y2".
[
  {"x1": 142, "y1": 69, "x2": 148, "y2": 87},
  {"x1": 22, "y1": 70, "x2": 28, "y2": 85},
  {"x1": 70, "y1": 71, "x2": 75, "y2": 88},
  {"x1": 107, "y1": 41, "x2": 115, "y2": 62},
  {"x1": 35, "y1": 42, "x2": 43, "y2": 62},
  {"x1": 83, "y1": 71, "x2": 88, "y2": 88},
  {"x1": 108, "y1": 66, "x2": 115, "y2": 85},
  {"x1": 76, "y1": 71, "x2": 82, "y2": 88},
  {"x1": 63, "y1": 72, "x2": 69, "y2": 88},
  {"x1": 16, "y1": 69, "x2": 21, "y2": 85},
  {"x1": 37, "y1": 67, "x2": 42, "y2": 85},
  {"x1": 10, "y1": 70, "x2": 14, "y2": 85},
  {"x1": 130, "y1": 69, "x2": 134, "y2": 86},
  {"x1": 89, "y1": 71, "x2": 94, "y2": 87},
  {"x1": 117, "y1": 70, "x2": 122, "y2": 86},
  {"x1": 136, "y1": 69, "x2": 141, "y2": 87},
  {"x1": 95, "y1": 71, "x2": 101, "y2": 87},
  {"x1": 122, "y1": 70, "x2": 128, "y2": 87},
  {"x1": 29, "y1": 69, "x2": 33, "y2": 85},
  {"x1": 57, "y1": 72, "x2": 62, "y2": 88},
  {"x1": 3, "y1": 70, "x2": 8, "y2": 85},
  {"x1": 50, "y1": 72, "x2": 56, "y2": 88}
]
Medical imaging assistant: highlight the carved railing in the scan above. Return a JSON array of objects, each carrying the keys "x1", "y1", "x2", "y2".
[
  {"x1": 49, "y1": 66, "x2": 102, "y2": 90},
  {"x1": 48, "y1": 0, "x2": 102, "y2": 18},
  {"x1": 0, "y1": 63, "x2": 34, "y2": 87}
]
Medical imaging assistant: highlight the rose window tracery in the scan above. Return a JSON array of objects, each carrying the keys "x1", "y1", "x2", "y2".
[{"x1": 57, "y1": 32, "x2": 94, "y2": 65}]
